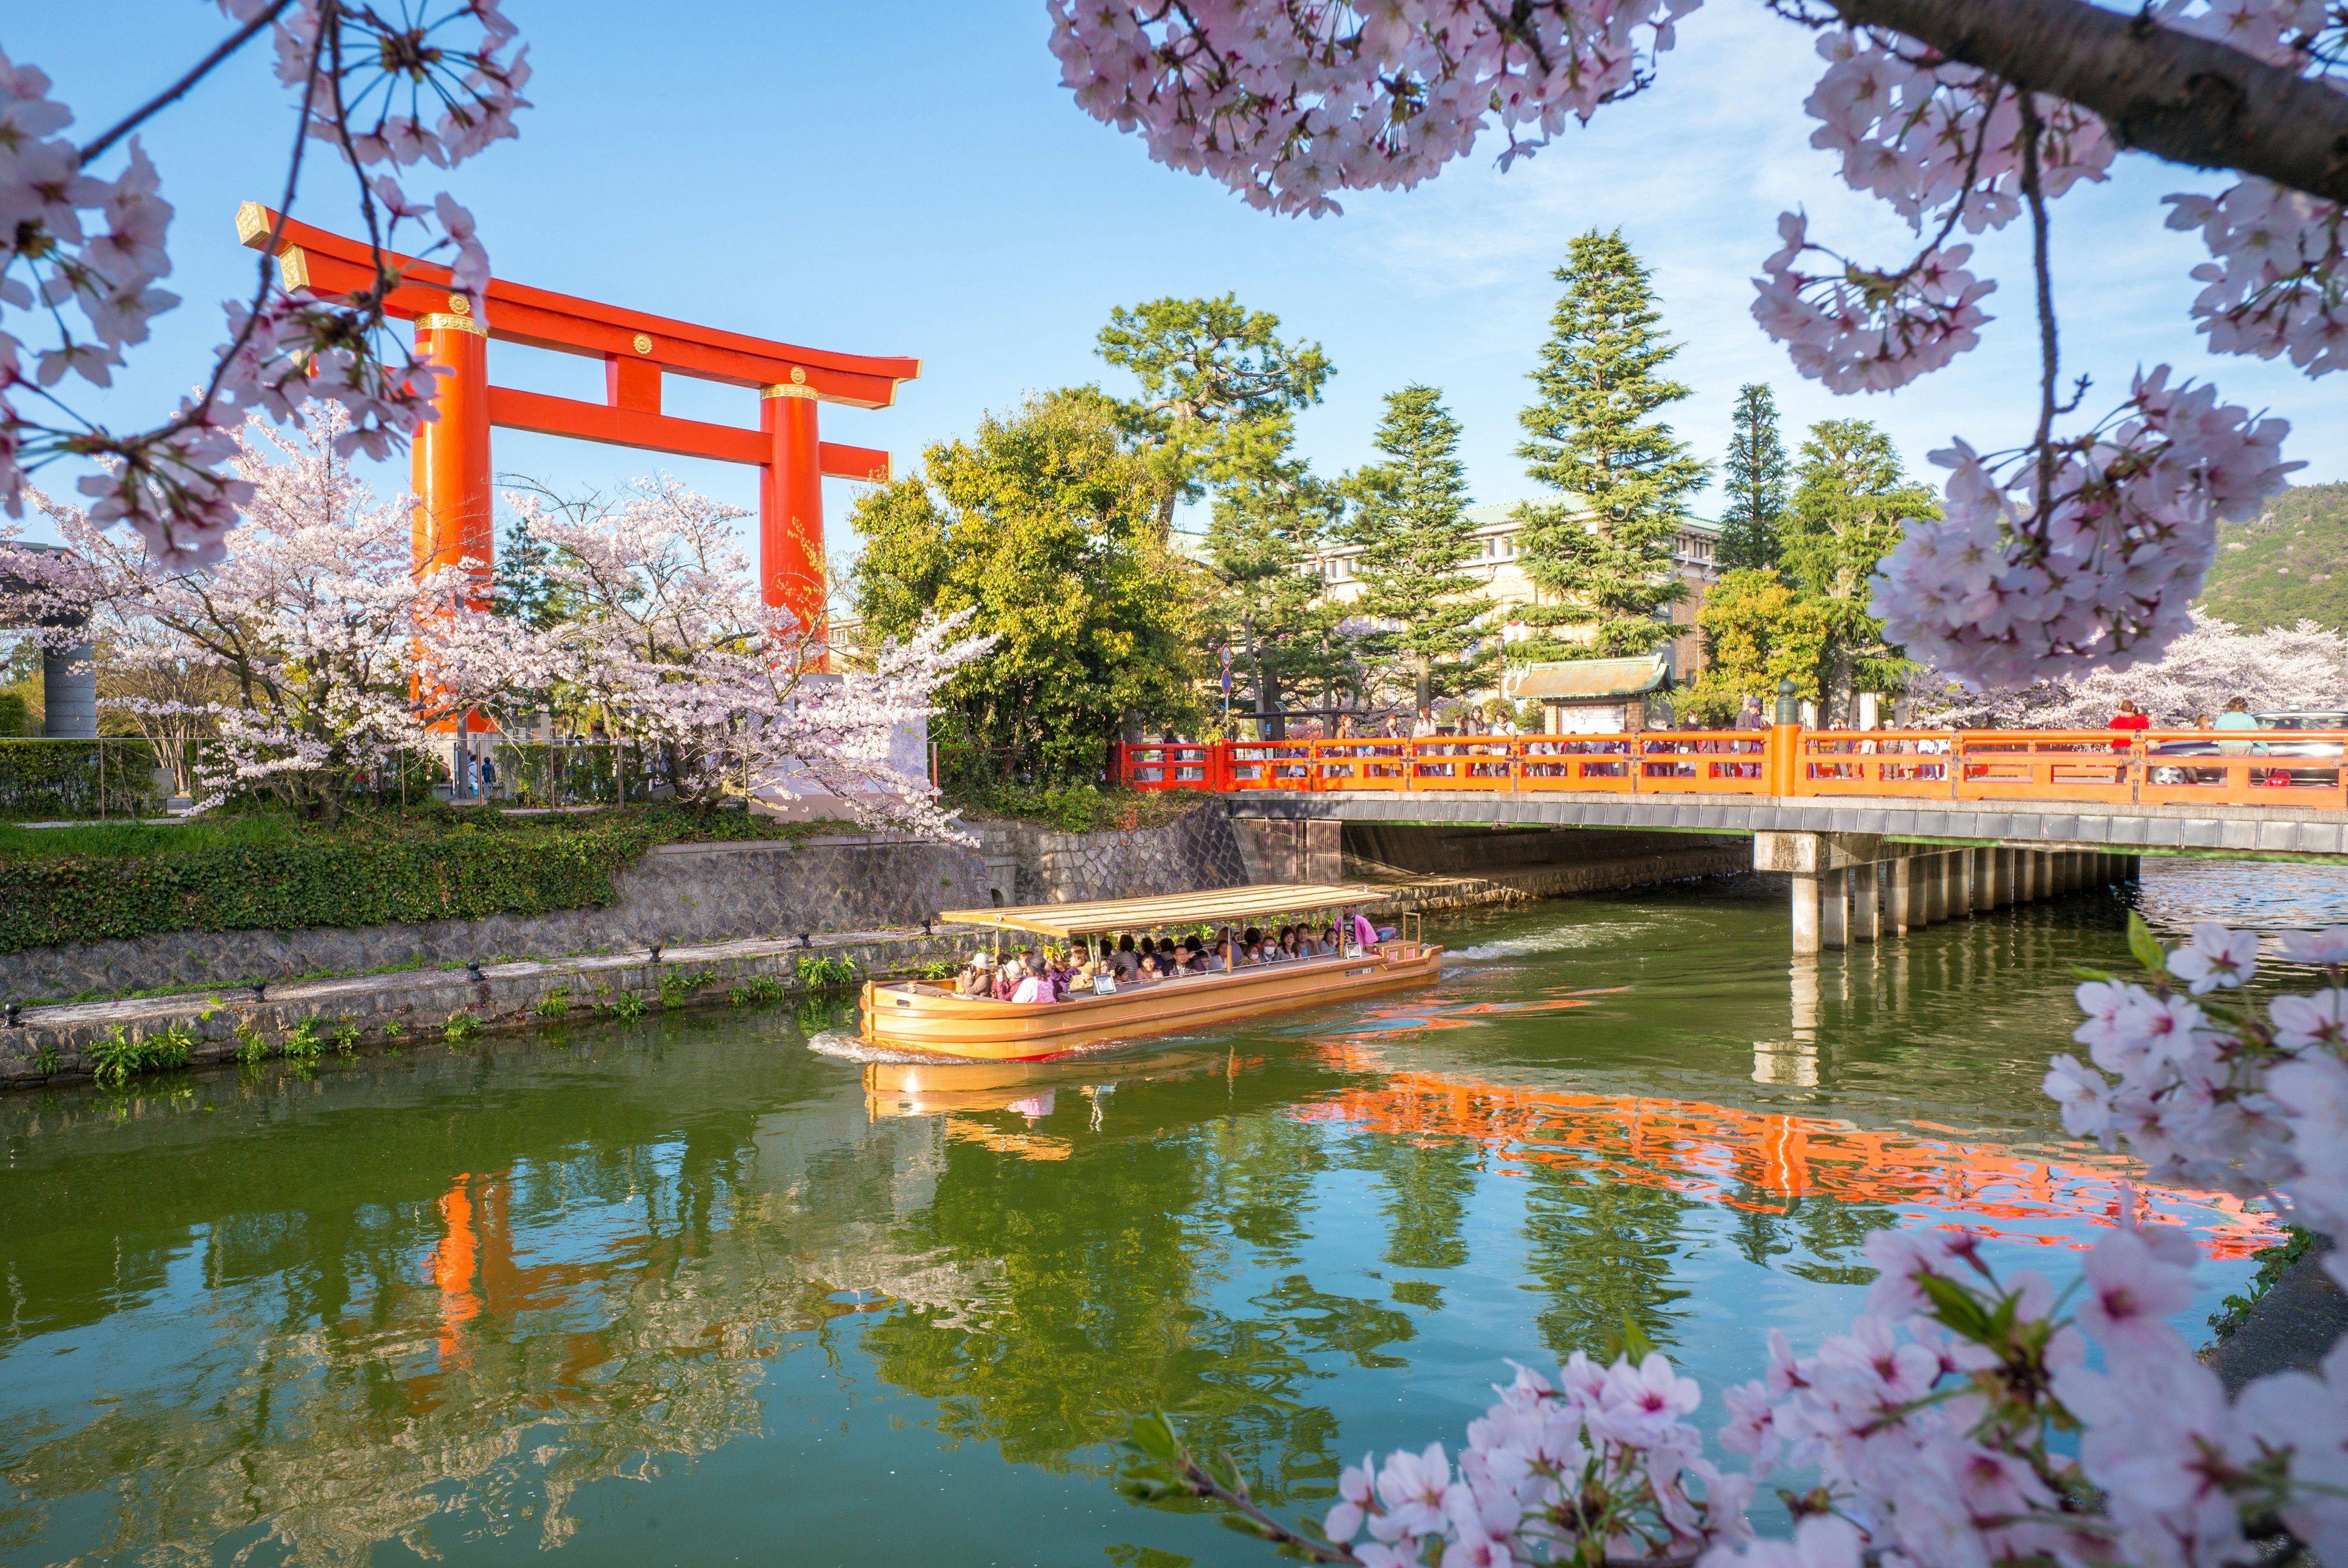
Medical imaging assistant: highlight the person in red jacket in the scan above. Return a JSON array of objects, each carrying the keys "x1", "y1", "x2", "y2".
[{"x1": 2109, "y1": 700, "x2": 2152, "y2": 752}]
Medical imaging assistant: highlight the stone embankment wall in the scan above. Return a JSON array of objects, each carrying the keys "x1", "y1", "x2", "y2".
[
  {"x1": 976, "y1": 803, "x2": 1249, "y2": 907},
  {"x1": 0, "y1": 926, "x2": 974, "y2": 1088},
  {"x1": 0, "y1": 836, "x2": 988, "y2": 1003}
]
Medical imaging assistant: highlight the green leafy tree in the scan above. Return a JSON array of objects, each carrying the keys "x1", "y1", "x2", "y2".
[
  {"x1": 1201, "y1": 416, "x2": 1349, "y2": 740},
  {"x1": 1342, "y1": 385, "x2": 1493, "y2": 708},
  {"x1": 847, "y1": 391, "x2": 1200, "y2": 782},
  {"x1": 1685, "y1": 567, "x2": 1833, "y2": 723},
  {"x1": 1095, "y1": 294, "x2": 1334, "y2": 539},
  {"x1": 1512, "y1": 230, "x2": 1709, "y2": 661},
  {"x1": 1781, "y1": 419, "x2": 1936, "y2": 722},
  {"x1": 1718, "y1": 383, "x2": 1789, "y2": 573}
]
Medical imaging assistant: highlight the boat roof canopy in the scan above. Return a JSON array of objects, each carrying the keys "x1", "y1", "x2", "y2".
[{"x1": 939, "y1": 882, "x2": 1385, "y2": 939}]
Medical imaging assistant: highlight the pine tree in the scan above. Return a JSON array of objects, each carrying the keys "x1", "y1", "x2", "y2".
[
  {"x1": 1718, "y1": 383, "x2": 1789, "y2": 572},
  {"x1": 1344, "y1": 385, "x2": 1492, "y2": 708},
  {"x1": 1512, "y1": 230, "x2": 1710, "y2": 661},
  {"x1": 1202, "y1": 413, "x2": 1348, "y2": 740}
]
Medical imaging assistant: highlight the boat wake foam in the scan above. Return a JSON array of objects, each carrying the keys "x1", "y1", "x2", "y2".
[{"x1": 1450, "y1": 922, "x2": 1656, "y2": 962}]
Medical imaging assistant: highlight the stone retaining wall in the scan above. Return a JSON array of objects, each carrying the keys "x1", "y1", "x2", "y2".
[
  {"x1": 0, "y1": 926, "x2": 975, "y2": 1088},
  {"x1": 1, "y1": 836, "x2": 987, "y2": 1003},
  {"x1": 976, "y1": 803, "x2": 1247, "y2": 907}
]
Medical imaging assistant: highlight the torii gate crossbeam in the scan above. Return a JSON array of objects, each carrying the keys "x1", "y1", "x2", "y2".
[{"x1": 235, "y1": 203, "x2": 918, "y2": 671}]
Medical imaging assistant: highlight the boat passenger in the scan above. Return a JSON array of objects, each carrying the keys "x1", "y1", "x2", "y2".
[
  {"x1": 992, "y1": 953, "x2": 1022, "y2": 1001},
  {"x1": 1113, "y1": 935, "x2": 1139, "y2": 980},
  {"x1": 1011, "y1": 954, "x2": 1054, "y2": 1004},
  {"x1": 1136, "y1": 954, "x2": 1162, "y2": 982},
  {"x1": 954, "y1": 952, "x2": 994, "y2": 998},
  {"x1": 1281, "y1": 928, "x2": 1304, "y2": 961},
  {"x1": 1183, "y1": 940, "x2": 1211, "y2": 974},
  {"x1": 1350, "y1": 911, "x2": 1379, "y2": 951}
]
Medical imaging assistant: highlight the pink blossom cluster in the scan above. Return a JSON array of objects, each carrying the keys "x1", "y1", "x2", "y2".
[
  {"x1": 2167, "y1": 181, "x2": 2348, "y2": 377},
  {"x1": 1868, "y1": 367, "x2": 2298, "y2": 689},
  {"x1": 1751, "y1": 216, "x2": 1992, "y2": 394},
  {"x1": 1324, "y1": 1349, "x2": 1746, "y2": 1567},
  {"x1": 2, "y1": 3, "x2": 526, "y2": 569},
  {"x1": 1747, "y1": 31, "x2": 2111, "y2": 396},
  {"x1": 1046, "y1": 0, "x2": 1700, "y2": 215},
  {"x1": 2047, "y1": 921, "x2": 2348, "y2": 1243}
]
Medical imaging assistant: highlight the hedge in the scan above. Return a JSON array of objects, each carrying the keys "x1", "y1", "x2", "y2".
[
  {"x1": 0, "y1": 817, "x2": 668, "y2": 954},
  {"x1": 0, "y1": 738, "x2": 166, "y2": 821}
]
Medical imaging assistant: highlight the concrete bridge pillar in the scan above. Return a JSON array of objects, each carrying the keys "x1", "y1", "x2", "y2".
[
  {"x1": 1820, "y1": 869, "x2": 1848, "y2": 950},
  {"x1": 2018, "y1": 851, "x2": 2039, "y2": 902},
  {"x1": 1886, "y1": 856, "x2": 1914, "y2": 935},
  {"x1": 1792, "y1": 872, "x2": 1822, "y2": 955},
  {"x1": 1850, "y1": 861, "x2": 1880, "y2": 943},
  {"x1": 1990, "y1": 847, "x2": 2014, "y2": 908}
]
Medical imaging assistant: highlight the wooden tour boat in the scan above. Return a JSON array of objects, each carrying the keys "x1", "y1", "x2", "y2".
[{"x1": 858, "y1": 882, "x2": 1443, "y2": 1061}]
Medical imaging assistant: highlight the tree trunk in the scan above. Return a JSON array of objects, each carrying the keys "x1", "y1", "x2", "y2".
[{"x1": 1833, "y1": 0, "x2": 2348, "y2": 202}]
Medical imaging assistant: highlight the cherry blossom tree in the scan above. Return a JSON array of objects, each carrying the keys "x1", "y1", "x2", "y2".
[
  {"x1": 2, "y1": 2, "x2": 528, "y2": 569},
  {"x1": 1046, "y1": 0, "x2": 2338, "y2": 689},
  {"x1": 4, "y1": 405, "x2": 541, "y2": 817},
  {"x1": 507, "y1": 478, "x2": 993, "y2": 838},
  {"x1": 1916, "y1": 610, "x2": 2348, "y2": 729}
]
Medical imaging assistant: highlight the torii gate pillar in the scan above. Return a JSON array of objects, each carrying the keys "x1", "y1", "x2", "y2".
[
  {"x1": 760, "y1": 374, "x2": 825, "y2": 641},
  {"x1": 412, "y1": 300, "x2": 493, "y2": 608}
]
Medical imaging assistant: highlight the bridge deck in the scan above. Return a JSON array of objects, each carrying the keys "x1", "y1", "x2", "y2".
[{"x1": 1228, "y1": 790, "x2": 2348, "y2": 862}]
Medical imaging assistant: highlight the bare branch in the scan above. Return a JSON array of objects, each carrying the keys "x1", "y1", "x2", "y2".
[{"x1": 1829, "y1": 0, "x2": 2348, "y2": 202}]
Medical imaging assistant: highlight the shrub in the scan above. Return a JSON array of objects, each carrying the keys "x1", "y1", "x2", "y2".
[
  {"x1": 796, "y1": 953, "x2": 860, "y2": 992},
  {"x1": 443, "y1": 1011, "x2": 482, "y2": 1043},
  {"x1": 536, "y1": 985, "x2": 571, "y2": 1018},
  {"x1": 90, "y1": 1025, "x2": 146, "y2": 1085},
  {"x1": 282, "y1": 1018, "x2": 322, "y2": 1061},
  {"x1": 605, "y1": 992, "x2": 646, "y2": 1021},
  {"x1": 331, "y1": 1020, "x2": 361, "y2": 1055},
  {"x1": 728, "y1": 973, "x2": 788, "y2": 1007},
  {"x1": 235, "y1": 1026, "x2": 270, "y2": 1064}
]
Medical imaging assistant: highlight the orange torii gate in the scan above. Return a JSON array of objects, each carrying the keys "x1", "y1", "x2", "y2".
[{"x1": 234, "y1": 202, "x2": 918, "y2": 669}]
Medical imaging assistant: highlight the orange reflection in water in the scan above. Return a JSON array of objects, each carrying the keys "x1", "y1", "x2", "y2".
[{"x1": 1298, "y1": 1020, "x2": 2272, "y2": 1260}]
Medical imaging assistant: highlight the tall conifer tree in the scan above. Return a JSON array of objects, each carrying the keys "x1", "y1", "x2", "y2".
[
  {"x1": 1512, "y1": 230, "x2": 1709, "y2": 661},
  {"x1": 1344, "y1": 384, "x2": 1491, "y2": 707},
  {"x1": 1718, "y1": 383, "x2": 1789, "y2": 572}
]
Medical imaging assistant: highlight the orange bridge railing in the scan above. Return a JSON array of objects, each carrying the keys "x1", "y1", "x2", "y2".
[{"x1": 1114, "y1": 728, "x2": 2348, "y2": 811}]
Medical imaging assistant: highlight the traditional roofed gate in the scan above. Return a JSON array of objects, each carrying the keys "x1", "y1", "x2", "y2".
[{"x1": 235, "y1": 202, "x2": 918, "y2": 676}]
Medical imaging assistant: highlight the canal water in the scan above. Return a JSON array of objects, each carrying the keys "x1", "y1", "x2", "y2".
[{"x1": 1, "y1": 864, "x2": 2334, "y2": 1568}]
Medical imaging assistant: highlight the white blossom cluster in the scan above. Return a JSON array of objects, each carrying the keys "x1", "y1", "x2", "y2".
[
  {"x1": 1248, "y1": 915, "x2": 2348, "y2": 1568},
  {"x1": 1911, "y1": 611, "x2": 2348, "y2": 731},
  {"x1": 1867, "y1": 369, "x2": 2299, "y2": 689},
  {"x1": 509, "y1": 480, "x2": 994, "y2": 839},
  {"x1": 2, "y1": 2, "x2": 527, "y2": 569},
  {"x1": 0, "y1": 409, "x2": 986, "y2": 837}
]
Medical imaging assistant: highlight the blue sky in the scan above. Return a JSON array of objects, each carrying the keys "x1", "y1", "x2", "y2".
[{"x1": 16, "y1": 1, "x2": 2347, "y2": 591}]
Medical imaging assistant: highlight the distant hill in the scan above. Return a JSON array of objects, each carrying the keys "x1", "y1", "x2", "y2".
[{"x1": 2198, "y1": 480, "x2": 2348, "y2": 630}]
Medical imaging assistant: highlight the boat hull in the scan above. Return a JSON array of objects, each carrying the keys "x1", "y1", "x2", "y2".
[{"x1": 858, "y1": 945, "x2": 1444, "y2": 1061}]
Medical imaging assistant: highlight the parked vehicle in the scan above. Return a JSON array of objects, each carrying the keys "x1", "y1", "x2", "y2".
[{"x1": 2146, "y1": 711, "x2": 2348, "y2": 786}]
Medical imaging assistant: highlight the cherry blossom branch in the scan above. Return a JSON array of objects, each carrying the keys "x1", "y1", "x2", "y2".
[{"x1": 1828, "y1": 0, "x2": 2348, "y2": 202}]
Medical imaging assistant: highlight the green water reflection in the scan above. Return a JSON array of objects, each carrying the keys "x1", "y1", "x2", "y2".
[{"x1": 0, "y1": 870, "x2": 2296, "y2": 1567}]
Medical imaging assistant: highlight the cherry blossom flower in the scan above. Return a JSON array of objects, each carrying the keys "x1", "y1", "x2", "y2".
[
  {"x1": 2169, "y1": 922, "x2": 2262, "y2": 993},
  {"x1": 2276, "y1": 927, "x2": 2348, "y2": 968}
]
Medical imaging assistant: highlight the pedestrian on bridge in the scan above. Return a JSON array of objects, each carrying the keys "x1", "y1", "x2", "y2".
[{"x1": 2109, "y1": 700, "x2": 2152, "y2": 752}]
